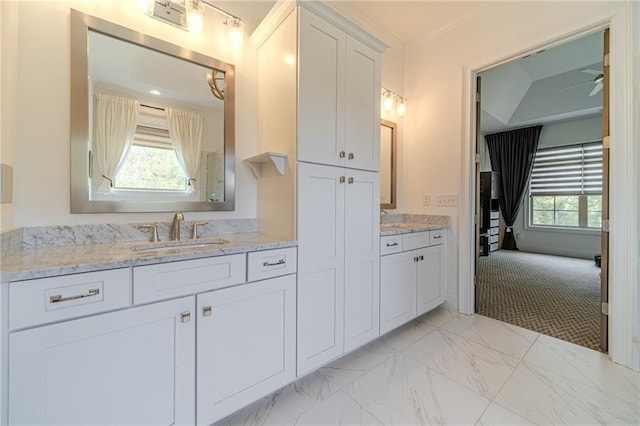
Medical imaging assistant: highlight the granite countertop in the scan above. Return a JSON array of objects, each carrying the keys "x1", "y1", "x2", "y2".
[
  {"x1": 379, "y1": 213, "x2": 450, "y2": 236},
  {"x1": 1, "y1": 233, "x2": 296, "y2": 283}
]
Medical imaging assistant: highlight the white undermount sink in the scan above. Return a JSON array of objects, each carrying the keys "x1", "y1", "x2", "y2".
[{"x1": 131, "y1": 238, "x2": 230, "y2": 252}]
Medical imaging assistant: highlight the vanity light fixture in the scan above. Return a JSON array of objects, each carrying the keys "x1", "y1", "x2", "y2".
[
  {"x1": 381, "y1": 87, "x2": 407, "y2": 117},
  {"x1": 145, "y1": 0, "x2": 244, "y2": 46},
  {"x1": 149, "y1": 89, "x2": 162, "y2": 96}
]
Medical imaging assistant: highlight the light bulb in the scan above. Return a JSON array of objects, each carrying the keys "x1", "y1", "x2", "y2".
[
  {"x1": 226, "y1": 18, "x2": 244, "y2": 48},
  {"x1": 383, "y1": 91, "x2": 394, "y2": 111},
  {"x1": 187, "y1": 1, "x2": 204, "y2": 34},
  {"x1": 397, "y1": 98, "x2": 406, "y2": 116}
]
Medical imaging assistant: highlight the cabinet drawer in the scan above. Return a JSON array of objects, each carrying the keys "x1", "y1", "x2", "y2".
[
  {"x1": 380, "y1": 235, "x2": 403, "y2": 255},
  {"x1": 430, "y1": 229, "x2": 445, "y2": 246},
  {"x1": 133, "y1": 254, "x2": 245, "y2": 304},
  {"x1": 247, "y1": 247, "x2": 297, "y2": 282},
  {"x1": 403, "y1": 232, "x2": 429, "y2": 251},
  {"x1": 9, "y1": 269, "x2": 130, "y2": 330}
]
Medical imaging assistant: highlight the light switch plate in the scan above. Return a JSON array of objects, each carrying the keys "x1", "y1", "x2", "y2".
[
  {"x1": 422, "y1": 194, "x2": 431, "y2": 206},
  {"x1": 436, "y1": 194, "x2": 458, "y2": 207}
]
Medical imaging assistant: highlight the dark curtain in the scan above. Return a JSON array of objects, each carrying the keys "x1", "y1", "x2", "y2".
[{"x1": 485, "y1": 125, "x2": 543, "y2": 250}]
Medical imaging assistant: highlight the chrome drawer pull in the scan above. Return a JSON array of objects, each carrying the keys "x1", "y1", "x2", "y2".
[
  {"x1": 339, "y1": 151, "x2": 346, "y2": 158},
  {"x1": 348, "y1": 152, "x2": 354, "y2": 160},
  {"x1": 203, "y1": 306, "x2": 212, "y2": 317},
  {"x1": 263, "y1": 259, "x2": 285, "y2": 267},
  {"x1": 433, "y1": 235, "x2": 442, "y2": 239},
  {"x1": 50, "y1": 288, "x2": 100, "y2": 304},
  {"x1": 386, "y1": 242, "x2": 399, "y2": 247},
  {"x1": 181, "y1": 312, "x2": 191, "y2": 323}
]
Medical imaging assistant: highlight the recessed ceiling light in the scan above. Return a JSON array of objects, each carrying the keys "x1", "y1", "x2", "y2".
[{"x1": 150, "y1": 89, "x2": 161, "y2": 96}]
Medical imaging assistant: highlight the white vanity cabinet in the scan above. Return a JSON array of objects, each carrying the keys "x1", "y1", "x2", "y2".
[
  {"x1": 297, "y1": 162, "x2": 379, "y2": 375},
  {"x1": 6, "y1": 247, "x2": 298, "y2": 426},
  {"x1": 8, "y1": 270, "x2": 195, "y2": 426},
  {"x1": 196, "y1": 274, "x2": 296, "y2": 425},
  {"x1": 298, "y1": 7, "x2": 381, "y2": 171},
  {"x1": 380, "y1": 230, "x2": 446, "y2": 334}
]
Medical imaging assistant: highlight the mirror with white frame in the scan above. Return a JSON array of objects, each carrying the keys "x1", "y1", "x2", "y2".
[
  {"x1": 380, "y1": 119, "x2": 397, "y2": 209},
  {"x1": 70, "y1": 9, "x2": 235, "y2": 213}
]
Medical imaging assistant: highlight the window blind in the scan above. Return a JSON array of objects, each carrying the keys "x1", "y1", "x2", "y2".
[{"x1": 530, "y1": 142, "x2": 603, "y2": 196}]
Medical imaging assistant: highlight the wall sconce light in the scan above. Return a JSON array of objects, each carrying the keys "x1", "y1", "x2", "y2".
[
  {"x1": 381, "y1": 87, "x2": 407, "y2": 117},
  {"x1": 145, "y1": 0, "x2": 244, "y2": 46}
]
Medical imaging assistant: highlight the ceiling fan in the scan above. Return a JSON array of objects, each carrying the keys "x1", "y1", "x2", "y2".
[{"x1": 582, "y1": 69, "x2": 604, "y2": 96}]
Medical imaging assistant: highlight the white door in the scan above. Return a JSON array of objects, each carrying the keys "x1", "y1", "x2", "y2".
[
  {"x1": 297, "y1": 162, "x2": 345, "y2": 375},
  {"x1": 344, "y1": 169, "x2": 380, "y2": 350},
  {"x1": 9, "y1": 297, "x2": 195, "y2": 426},
  {"x1": 345, "y1": 36, "x2": 381, "y2": 171},
  {"x1": 380, "y1": 251, "x2": 416, "y2": 334},
  {"x1": 196, "y1": 275, "x2": 296, "y2": 426},
  {"x1": 298, "y1": 7, "x2": 345, "y2": 167},
  {"x1": 416, "y1": 245, "x2": 446, "y2": 316}
]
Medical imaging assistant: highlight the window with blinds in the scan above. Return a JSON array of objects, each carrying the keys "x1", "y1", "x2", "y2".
[
  {"x1": 529, "y1": 142, "x2": 603, "y2": 229},
  {"x1": 530, "y1": 142, "x2": 603, "y2": 196}
]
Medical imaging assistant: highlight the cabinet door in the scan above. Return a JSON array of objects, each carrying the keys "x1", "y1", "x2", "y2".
[
  {"x1": 9, "y1": 297, "x2": 195, "y2": 426},
  {"x1": 345, "y1": 36, "x2": 381, "y2": 171},
  {"x1": 416, "y1": 245, "x2": 447, "y2": 316},
  {"x1": 380, "y1": 251, "x2": 416, "y2": 334},
  {"x1": 298, "y1": 7, "x2": 346, "y2": 167},
  {"x1": 297, "y1": 162, "x2": 345, "y2": 375},
  {"x1": 344, "y1": 169, "x2": 380, "y2": 351},
  {"x1": 196, "y1": 275, "x2": 296, "y2": 426}
]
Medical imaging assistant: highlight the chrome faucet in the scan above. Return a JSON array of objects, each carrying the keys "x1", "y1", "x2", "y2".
[{"x1": 170, "y1": 212, "x2": 184, "y2": 240}]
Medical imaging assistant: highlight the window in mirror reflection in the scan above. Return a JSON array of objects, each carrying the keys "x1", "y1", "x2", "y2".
[{"x1": 88, "y1": 29, "x2": 225, "y2": 203}]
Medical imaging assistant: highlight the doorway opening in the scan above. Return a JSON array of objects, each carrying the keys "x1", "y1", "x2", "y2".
[{"x1": 472, "y1": 30, "x2": 608, "y2": 352}]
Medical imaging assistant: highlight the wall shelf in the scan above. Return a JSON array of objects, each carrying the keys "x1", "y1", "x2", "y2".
[{"x1": 244, "y1": 152, "x2": 288, "y2": 178}]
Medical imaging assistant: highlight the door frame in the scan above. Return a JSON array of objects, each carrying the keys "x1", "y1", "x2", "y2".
[{"x1": 458, "y1": 3, "x2": 638, "y2": 369}]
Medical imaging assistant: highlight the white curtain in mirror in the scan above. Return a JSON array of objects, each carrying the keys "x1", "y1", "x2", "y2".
[
  {"x1": 93, "y1": 93, "x2": 140, "y2": 193},
  {"x1": 166, "y1": 108, "x2": 204, "y2": 192}
]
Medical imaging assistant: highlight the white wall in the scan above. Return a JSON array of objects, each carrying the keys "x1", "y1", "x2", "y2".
[
  {"x1": 0, "y1": 1, "x2": 18, "y2": 230},
  {"x1": 4, "y1": 0, "x2": 258, "y2": 228},
  {"x1": 402, "y1": 1, "x2": 631, "y2": 312}
]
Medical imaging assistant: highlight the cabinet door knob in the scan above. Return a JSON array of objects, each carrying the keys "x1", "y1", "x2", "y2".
[
  {"x1": 347, "y1": 177, "x2": 354, "y2": 184},
  {"x1": 339, "y1": 176, "x2": 345, "y2": 183},
  {"x1": 348, "y1": 152, "x2": 354, "y2": 160},
  {"x1": 339, "y1": 150, "x2": 346, "y2": 158},
  {"x1": 414, "y1": 256, "x2": 419, "y2": 262},
  {"x1": 203, "y1": 306, "x2": 212, "y2": 317},
  {"x1": 181, "y1": 312, "x2": 191, "y2": 322},
  {"x1": 419, "y1": 255, "x2": 424, "y2": 261}
]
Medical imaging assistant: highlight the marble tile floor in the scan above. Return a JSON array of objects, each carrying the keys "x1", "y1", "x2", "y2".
[{"x1": 216, "y1": 308, "x2": 640, "y2": 426}]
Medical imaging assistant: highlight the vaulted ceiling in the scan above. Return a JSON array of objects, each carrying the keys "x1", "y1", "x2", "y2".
[{"x1": 479, "y1": 32, "x2": 603, "y2": 133}]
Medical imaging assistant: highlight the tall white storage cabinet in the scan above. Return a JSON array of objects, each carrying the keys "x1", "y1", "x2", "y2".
[{"x1": 252, "y1": 1, "x2": 386, "y2": 376}]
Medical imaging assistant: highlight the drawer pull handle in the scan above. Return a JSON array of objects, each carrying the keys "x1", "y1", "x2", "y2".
[
  {"x1": 181, "y1": 312, "x2": 191, "y2": 323},
  {"x1": 49, "y1": 288, "x2": 99, "y2": 304},
  {"x1": 419, "y1": 255, "x2": 424, "y2": 261},
  {"x1": 339, "y1": 151, "x2": 346, "y2": 158},
  {"x1": 386, "y1": 242, "x2": 399, "y2": 247},
  {"x1": 263, "y1": 259, "x2": 285, "y2": 267},
  {"x1": 348, "y1": 152, "x2": 354, "y2": 160},
  {"x1": 347, "y1": 177, "x2": 354, "y2": 184},
  {"x1": 203, "y1": 306, "x2": 212, "y2": 317},
  {"x1": 433, "y1": 235, "x2": 442, "y2": 239},
  {"x1": 414, "y1": 256, "x2": 419, "y2": 262}
]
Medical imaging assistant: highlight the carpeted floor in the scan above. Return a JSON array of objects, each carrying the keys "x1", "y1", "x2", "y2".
[{"x1": 477, "y1": 250, "x2": 602, "y2": 351}]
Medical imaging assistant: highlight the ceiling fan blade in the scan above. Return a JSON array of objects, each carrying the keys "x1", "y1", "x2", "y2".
[
  {"x1": 547, "y1": 80, "x2": 591, "y2": 96},
  {"x1": 589, "y1": 82, "x2": 603, "y2": 96},
  {"x1": 582, "y1": 69, "x2": 602, "y2": 75}
]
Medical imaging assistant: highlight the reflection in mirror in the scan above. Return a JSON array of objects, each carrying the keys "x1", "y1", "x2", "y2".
[
  {"x1": 70, "y1": 10, "x2": 235, "y2": 213},
  {"x1": 380, "y1": 119, "x2": 397, "y2": 209}
]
